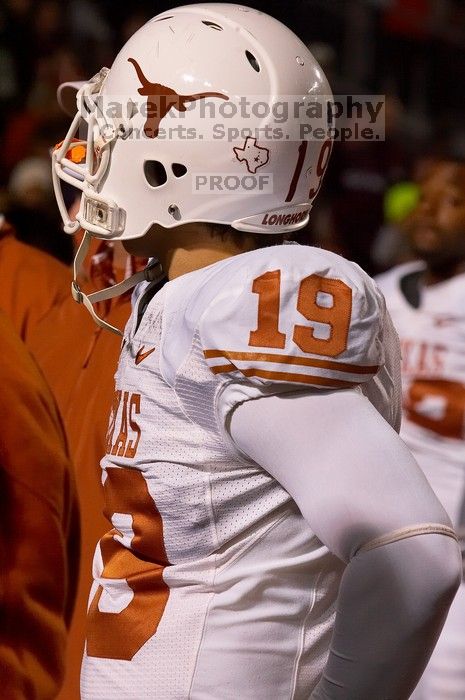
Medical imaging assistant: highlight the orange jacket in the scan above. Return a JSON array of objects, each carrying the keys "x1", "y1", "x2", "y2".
[
  {"x1": 29, "y1": 244, "x2": 147, "y2": 700},
  {"x1": 0, "y1": 310, "x2": 79, "y2": 699},
  {"x1": 0, "y1": 226, "x2": 71, "y2": 344}
]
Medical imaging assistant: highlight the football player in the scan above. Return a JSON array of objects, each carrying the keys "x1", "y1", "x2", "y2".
[
  {"x1": 52, "y1": 5, "x2": 461, "y2": 698},
  {"x1": 377, "y1": 157, "x2": 465, "y2": 700}
]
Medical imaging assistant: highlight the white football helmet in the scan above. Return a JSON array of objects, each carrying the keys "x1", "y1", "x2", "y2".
[{"x1": 52, "y1": 3, "x2": 333, "y2": 332}]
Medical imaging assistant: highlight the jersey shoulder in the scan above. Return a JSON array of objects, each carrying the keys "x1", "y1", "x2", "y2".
[{"x1": 162, "y1": 245, "x2": 386, "y2": 391}]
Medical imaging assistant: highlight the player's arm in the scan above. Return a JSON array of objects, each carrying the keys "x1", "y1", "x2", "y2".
[{"x1": 229, "y1": 387, "x2": 461, "y2": 700}]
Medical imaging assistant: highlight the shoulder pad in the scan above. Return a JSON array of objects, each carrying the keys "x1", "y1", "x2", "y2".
[{"x1": 193, "y1": 245, "x2": 386, "y2": 390}]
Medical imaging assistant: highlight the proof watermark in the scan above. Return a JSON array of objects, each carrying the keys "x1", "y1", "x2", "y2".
[
  {"x1": 81, "y1": 93, "x2": 386, "y2": 143},
  {"x1": 193, "y1": 172, "x2": 274, "y2": 194}
]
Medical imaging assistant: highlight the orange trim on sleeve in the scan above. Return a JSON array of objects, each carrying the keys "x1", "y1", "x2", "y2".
[
  {"x1": 210, "y1": 363, "x2": 237, "y2": 374},
  {"x1": 242, "y1": 368, "x2": 355, "y2": 387},
  {"x1": 204, "y1": 349, "x2": 378, "y2": 375},
  {"x1": 211, "y1": 364, "x2": 356, "y2": 388}
]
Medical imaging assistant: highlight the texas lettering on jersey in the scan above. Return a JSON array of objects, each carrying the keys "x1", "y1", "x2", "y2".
[
  {"x1": 105, "y1": 390, "x2": 142, "y2": 458},
  {"x1": 401, "y1": 339, "x2": 446, "y2": 376}
]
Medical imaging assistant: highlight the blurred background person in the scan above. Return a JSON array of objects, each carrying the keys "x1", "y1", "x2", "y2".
[
  {"x1": 376, "y1": 156, "x2": 465, "y2": 699},
  {"x1": 29, "y1": 191, "x2": 155, "y2": 700},
  {"x1": 0, "y1": 307, "x2": 79, "y2": 699},
  {"x1": 0, "y1": 212, "x2": 71, "y2": 344}
]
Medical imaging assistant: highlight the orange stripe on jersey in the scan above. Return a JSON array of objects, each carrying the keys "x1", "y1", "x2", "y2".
[
  {"x1": 243, "y1": 368, "x2": 355, "y2": 387},
  {"x1": 210, "y1": 363, "x2": 237, "y2": 374},
  {"x1": 211, "y1": 365, "x2": 356, "y2": 388},
  {"x1": 204, "y1": 349, "x2": 378, "y2": 375}
]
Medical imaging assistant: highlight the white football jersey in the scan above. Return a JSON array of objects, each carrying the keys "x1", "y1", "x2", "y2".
[
  {"x1": 377, "y1": 262, "x2": 465, "y2": 533},
  {"x1": 82, "y1": 244, "x2": 397, "y2": 700}
]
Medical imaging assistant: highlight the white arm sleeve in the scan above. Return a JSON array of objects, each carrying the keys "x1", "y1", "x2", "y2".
[{"x1": 229, "y1": 389, "x2": 461, "y2": 699}]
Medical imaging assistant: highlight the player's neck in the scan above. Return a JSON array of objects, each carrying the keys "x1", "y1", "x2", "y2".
[
  {"x1": 124, "y1": 223, "x2": 257, "y2": 280},
  {"x1": 162, "y1": 245, "x2": 238, "y2": 279},
  {"x1": 423, "y1": 260, "x2": 465, "y2": 286},
  {"x1": 165, "y1": 227, "x2": 260, "y2": 280}
]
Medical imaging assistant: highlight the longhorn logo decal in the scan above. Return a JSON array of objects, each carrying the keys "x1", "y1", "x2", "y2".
[{"x1": 128, "y1": 58, "x2": 229, "y2": 138}]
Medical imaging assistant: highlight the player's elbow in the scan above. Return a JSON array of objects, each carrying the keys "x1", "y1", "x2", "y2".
[
  {"x1": 356, "y1": 531, "x2": 462, "y2": 627},
  {"x1": 435, "y1": 538, "x2": 462, "y2": 601},
  {"x1": 410, "y1": 533, "x2": 462, "y2": 613}
]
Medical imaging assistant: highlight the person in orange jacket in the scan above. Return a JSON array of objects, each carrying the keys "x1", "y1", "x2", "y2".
[
  {"x1": 0, "y1": 309, "x2": 79, "y2": 699},
  {"x1": 0, "y1": 214, "x2": 71, "y2": 344},
  {"x1": 29, "y1": 227, "x2": 152, "y2": 700}
]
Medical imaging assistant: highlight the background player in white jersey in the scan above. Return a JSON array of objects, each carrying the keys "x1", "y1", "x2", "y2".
[
  {"x1": 377, "y1": 158, "x2": 465, "y2": 700},
  {"x1": 52, "y1": 5, "x2": 461, "y2": 698}
]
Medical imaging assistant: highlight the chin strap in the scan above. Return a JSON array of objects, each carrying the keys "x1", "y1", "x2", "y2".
[{"x1": 72, "y1": 231, "x2": 164, "y2": 335}]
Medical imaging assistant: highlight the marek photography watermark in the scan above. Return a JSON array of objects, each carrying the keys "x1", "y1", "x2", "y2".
[{"x1": 82, "y1": 93, "x2": 386, "y2": 143}]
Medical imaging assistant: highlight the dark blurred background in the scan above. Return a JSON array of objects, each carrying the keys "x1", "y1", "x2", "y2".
[{"x1": 1, "y1": 0, "x2": 464, "y2": 272}]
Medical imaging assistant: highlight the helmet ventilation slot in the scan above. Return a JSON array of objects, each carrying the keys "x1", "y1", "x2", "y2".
[
  {"x1": 172, "y1": 163, "x2": 188, "y2": 178},
  {"x1": 144, "y1": 160, "x2": 167, "y2": 188},
  {"x1": 245, "y1": 50, "x2": 260, "y2": 73},
  {"x1": 155, "y1": 16, "x2": 173, "y2": 22},
  {"x1": 202, "y1": 21, "x2": 223, "y2": 31}
]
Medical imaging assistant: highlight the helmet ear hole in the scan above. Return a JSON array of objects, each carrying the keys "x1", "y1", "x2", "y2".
[
  {"x1": 144, "y1": 160, "x2": 167, "y2": 187},
  {"x1": 245, "y1": 50, "x2": 260, "y2": 73},
  {"x1": 172, "y1": 163, "x2": 187, "y2": 178}
]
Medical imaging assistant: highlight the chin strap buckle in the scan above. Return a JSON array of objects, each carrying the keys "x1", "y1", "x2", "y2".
[
  {"x1": 71, "y1": 280, "x2": 83, "y2": 304},
  {"x1": 144, "y1": 259, "x2": 163, "y2": 282},
  {"x1": 72, "y1": 232, "x2": 165, "y2": 336}
]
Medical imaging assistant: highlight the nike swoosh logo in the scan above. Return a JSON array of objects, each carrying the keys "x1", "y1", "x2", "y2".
[{"x1": 135, "y1": 346, "x2": 155, "y2": 365}]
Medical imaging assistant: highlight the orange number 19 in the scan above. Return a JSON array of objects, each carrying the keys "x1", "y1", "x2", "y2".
[{"x1": 249, "y1": 270, "x2": 352, "y2": 357}]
